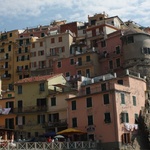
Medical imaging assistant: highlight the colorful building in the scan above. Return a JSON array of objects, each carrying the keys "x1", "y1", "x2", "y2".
[
  {"x1": 13, "y1": 74, "x2": 75, "y2": 139},
  {"x1": 67, "y1": 70, "x2": 146, "y2": 149}
]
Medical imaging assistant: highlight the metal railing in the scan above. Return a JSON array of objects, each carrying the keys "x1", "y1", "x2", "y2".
[{"x1": 0, "y1": 141, "x2": 99, "y2": 150}]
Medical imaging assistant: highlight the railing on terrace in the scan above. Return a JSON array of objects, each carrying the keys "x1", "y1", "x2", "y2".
[
  {"x1": 0, "y1": 141, "x2": 99, "y2": 150},
  {"x1": 42, "y1": 119, "x2": 67, "y2": 128},
  {"x1": 13, "y1": 105, "x2": 47, "y2": 113}
]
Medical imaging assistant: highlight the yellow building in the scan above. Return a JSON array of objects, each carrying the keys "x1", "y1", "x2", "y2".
[
  {"x1": 0, "y1": 78, "x2": 16, "y2": 140},
  {"x1": 0, "y1": 30, "x2": 20, "y2": 91},
  {"x1": 14, "y1": 36, "x2": 37, "y2": 82},
  {"x1": 14, "y1": 73, "x2": 75, "y2": 139}
]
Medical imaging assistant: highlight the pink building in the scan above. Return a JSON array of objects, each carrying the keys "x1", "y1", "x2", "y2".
[
  {"x1": 98, "y1": 30, "x2": 123, "y2": 75},
  {"x1": 67, "y1": 70, "x2": 146, "y2": 149}
]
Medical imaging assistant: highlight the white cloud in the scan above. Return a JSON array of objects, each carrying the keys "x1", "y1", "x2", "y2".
[{"x1": 0, "y1": 0, "x2": 150, "y2": 29}]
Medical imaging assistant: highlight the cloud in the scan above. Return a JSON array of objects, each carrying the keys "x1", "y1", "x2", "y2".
[{"x1": 0, "y1": 0, "x2": 150, "y2": 31}]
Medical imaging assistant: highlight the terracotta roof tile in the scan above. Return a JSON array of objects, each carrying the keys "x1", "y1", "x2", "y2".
[{"x1": 14, "y1": 74, "x2": 62, "y2": 84}]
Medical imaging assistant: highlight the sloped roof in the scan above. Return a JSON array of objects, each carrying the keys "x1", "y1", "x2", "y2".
[{"x1": 14, "y1": 74, "x2": 63, "y2": 85}]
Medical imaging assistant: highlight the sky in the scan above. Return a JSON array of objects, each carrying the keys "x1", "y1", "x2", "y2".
[{"x1": 0, "y1": 0, "x2": 150, "y2": 32}]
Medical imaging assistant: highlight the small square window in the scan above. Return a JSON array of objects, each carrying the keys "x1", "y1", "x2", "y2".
[
  {"x1": 51, "y1": 97, "x2": 56, "y2": 106},
  {"x1": 101, "y1": 83, "x2": 106, "y2": 91},
  {"x1": 58, "y1": 37, "x2": 62, "y2": 42},
  {"x1": 120, "y1": 112, "x2": 129, "y2": 123},
  {"x1": 72, "y1": 117, "x2": 77, "y2": 127},
  {"x1": 86, "y1": 97, "x2": 92, "y2": 108},
  {"x1": 121, "y1": 93, "x2": 125, "y2": 104},
  {"x1": 86, "y1": 56, "x2": 90, "y2": 62},
  {"x1": 86, "y1": 87, "x2": 91, "y2": 94},
  {"x1": 104, "y1": 112, "x2": 111, "y2": 123},
  {"x1": 72, "y1": 100, "x2": 76, "y2": 110},
  {"x1": 70, "y1": 59, "x2": 74, "y2": 65},
  {"x1": 103, "y1": 94, "x2": 109, "y2": 104},
  {"x1": 133, "y1": 96, "x2": 136, "y2": 106},
  {"x1": 39, "y1": 83, "x2": 45, "y2": 91},
  {"x1": 88, "y1": 115, "x2": 93, "y2": 125},
  {"x1": 57, "y1": 62, "x2": 61, "y2": 68}
]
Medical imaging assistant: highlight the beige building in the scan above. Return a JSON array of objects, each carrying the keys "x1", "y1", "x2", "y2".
[{"x1": 14, "y1": 73, "x2": 75, "y2": 139}]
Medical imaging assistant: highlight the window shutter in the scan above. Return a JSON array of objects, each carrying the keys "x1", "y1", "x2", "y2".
[
  {"x1": 16, "y1": 117, "x2": 18, "y2": 125},
  {"x1": 23, "y1": 116, "x2": 25, "y2": 125}
]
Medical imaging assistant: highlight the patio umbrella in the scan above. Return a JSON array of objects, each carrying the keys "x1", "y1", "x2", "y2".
[
  {"x1": 54, "y1": 135, "x2": 65, "y2": 139},
  {"x1": 57, "y1": 128, "x2": 86, "y2": 135}
]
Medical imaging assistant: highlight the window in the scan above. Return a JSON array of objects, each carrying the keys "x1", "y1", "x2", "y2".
[
  {"x1": 101, "y1": 83, "x2": 106, "y2": 91},
  {"x1": 32, "y1": 43, "x2": 35, "y2": 48},
  {"x1": 121, "y1": 112, "x2": 129, "y2": 123},
  {"x1": 103, "y1": 94, "x2": 109, "y2": 104},
  {"x1": 40, "y1": 42, "x2": 43, "y2": 47},
  {"x1": 77, "y1": 70, "x2": 82, "y2": 75},
  {"x1": 86, "y1": 56, "x2": 90, "y2": 62},
  {"x1": 16, "y1": 116, "x2": 25, "y2": 125},
  {"x1": 25, "y1": 47, "x2": 28, "y2": 53},
  {"x1": 127, "y1": 36, "x2": 134, "y2": 44},
  {"x1": 38, "y1": 50, "x2": 44, "y2": 56},
  {"x1": 39, "y1": 83, "x2": 45, "y2": 91},
  {"x1": 104, "y1": 112, "x2": 111, "y2": 123},
  {"x1": 9, "y1": 33, "x2": 12, "y2": 37},
  {"x1": 8, "y1": 45, "x2": 11, "y2": 51},
  {"x1": 121, "y1": 133, "x2": 131, "y2": 144},
  {"x1": 58, "y1": 37, "x2": 62, "y2": 42},
  {"x1": 86, "y1": 97, "x2": 92, "y2": 108},
  {"x1": 133, "y1": 96, "x2": 136, "y2": 106},
  {"x1": 118, "y1": 80, "x2": 123, "y2": 85},
  {"x1": 109, "y1": 60, "x2": 113, "y2": 69},
  {"x1": 70, "y1": 59, "x2": 74, "y2": 65},
  {"x1": 72, "y1": 100, "x2": 76, "y2": 110},
  {"x1": 116, "y1": 58, "x2": 120, "y2": 67},
  {"x1": 86, "y1": 87, "x2": 91, "y2": 94},
  {"x1": 41, "y1": 33, "x2": 45, "y2": 37},
  {"x1": 49, "y1": 113, "x2": 59, "y2": 122},
  {"x1": 51, "y1": 38, "x2": 55, "y2": 43},
  {"x1": 86, "y1": 69, "x2": 90, "y2": 77},
  {"x1": 121, "y1": 93, "x2": 125, "y2": 104},
  {"x1": 88, "y1": 115, "x2": 93, "y2": 125},
  {"x1": 37, "y1": 115, "x2": 45, "y2": 124},
  {"x1": 6, "y1": 101, "x2": 14, "y2": 112},
  {"x1": 66, "y1": 72, "x2": 70, "y2": 77},
  {"x1": 18, "y1": 85, "x2": 22, "y2": 94},
  {"x1": 101, "y1": 40, "x2": 106, "y2": 47},
  {"x1": 5, "y1": 118, "x2": 14, "y2": 129},
  {"x1": 135, "y1": 113, "x2": 138, "y2": 124},
  {"x1": 72, "y1": 117, "x2": 77, "y2": 127},
  {"x1": 57, "y1": 61, "x2": 61, "y2": 68},
  {"x1": 116, "y1": 46, "x2": 120, "y2": 54},
  {"x1": 51, "y1": 97, "x2": 56, "y2": 106}
]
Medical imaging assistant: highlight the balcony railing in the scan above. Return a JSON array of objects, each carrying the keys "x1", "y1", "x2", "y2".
[
  {"x1": 13, "y1": 105, "x2": 47, "y2": 113},
  {"x1": 0, "y1": 141, "x2": 99, "y2": 150},
  {"x1": 75, "y1": 60, "x2": 93, "y2": 68},
  {"x1": 42, "y1": 119, "x2": 67, "y2": 128}
]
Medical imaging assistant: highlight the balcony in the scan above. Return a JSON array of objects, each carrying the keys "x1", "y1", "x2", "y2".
[
  {"x1": 75, "y1": 60, "x2": 93, "y2": 68},
  {"x1": 16, "y1": 68, "x2": 30, "y2": 73},
  {"x1": 42, "y1": 119, "x2": 67, "y2": 129},
  {"x1": 0, "y1": 56, "x2": 11, "y2": 62},
  {"x1": 13, "y1": 105, "x2": 47, "y2": 114},
  {"x1": 0, "y1": 48, "x2": 5, "y2": 53},
  {"x1": 99, "y1": 50, "x2": 123, "y2": 61},
  {"x1": 15, "y1": 50, "x2": 30, "y2": 55},
  {"x1": 1, "y1": 74, "x2": 11, "y2": 79},
  {"x1": 0, "y1": 65, "x2": 11, "y2": 70},
  {"x1": 46, "y1": 53, "x2": 59, "y2": 58}
]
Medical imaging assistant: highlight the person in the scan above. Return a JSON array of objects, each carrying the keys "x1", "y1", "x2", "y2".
[{"x1": 47, "y1": 137, "x2": 52, "y2": 142}]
